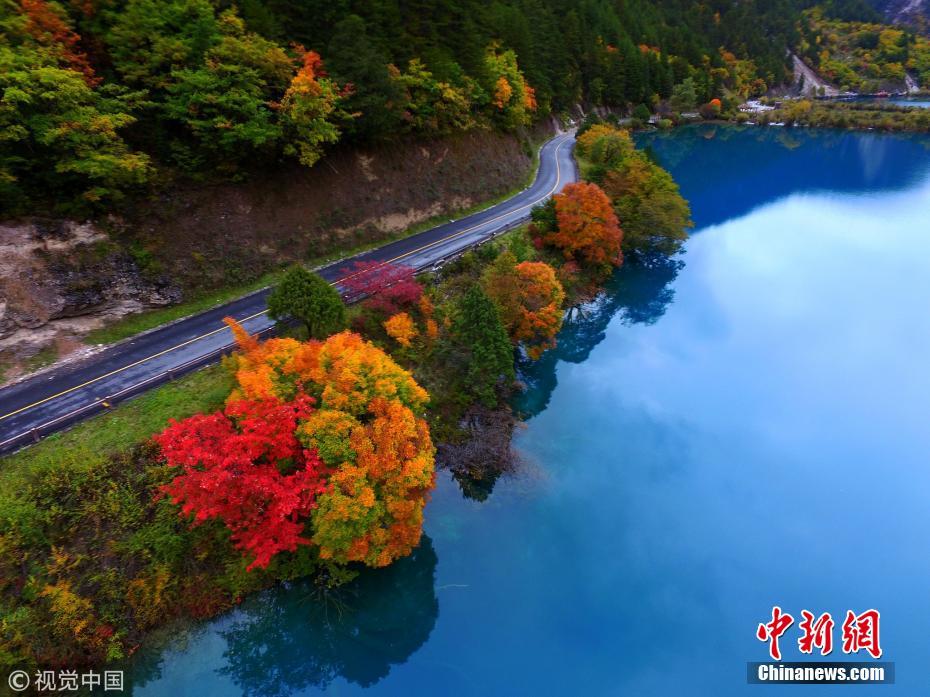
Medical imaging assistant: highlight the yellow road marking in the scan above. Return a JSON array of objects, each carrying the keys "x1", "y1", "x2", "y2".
[{"x1": 0, "y1": 134, "x2": 571, "y2": 424}]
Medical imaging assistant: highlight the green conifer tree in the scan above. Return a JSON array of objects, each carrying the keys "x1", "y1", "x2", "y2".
[
  {"x1": 451, "y1": 285, "x2": 515, "y2": 407},
  {"x1": 267, "y1": 266, "x2": 346, "y2": 338}
]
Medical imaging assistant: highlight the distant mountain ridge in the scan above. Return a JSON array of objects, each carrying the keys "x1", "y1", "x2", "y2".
[{"x1": 870, "y1": 0, "x2": 930, "y2": 28}]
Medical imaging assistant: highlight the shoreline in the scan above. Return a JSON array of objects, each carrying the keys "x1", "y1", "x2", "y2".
[{"x1": 0, "y1": 122, "x2": 681, "y2": 675}]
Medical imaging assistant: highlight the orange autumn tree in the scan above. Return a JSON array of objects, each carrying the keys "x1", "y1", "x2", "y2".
[
  {"x1": 700, "y1": 97, "x2": 723, "y2": 119},
  {"x1": 493, "y1": 76, "x2": 513, "y2": 109},
  {"x1": 384, "y1": 312, "x2": 418, "y2": 348},
  {"x1": 484, "y1": 45, "x2": 536, "y2": 128},
  {"x1": 419, "y1": 294, "x2": 439, "y2": 342},
  {"x1": 382, "y1": 295, "x2": 438, "y2": 350},
  {"x1": 224, "y1": 321, "x2": 303, "y2": 402},
  {"x1": 223, "y1": 322, "x2": 435, "y2": 568},
  {"x1": 482, "y1": 251, "x2": 565, "y2": 359},
  {"x1": 523, "y1": 84, "x2": 538, "y2": 112},
  {"x1": 547, "y1": 182, "x2": 623, "y2": 271},
  {"x1": 302, "y1": 396, "x2": 433, "y2": 567},
  {"x1": 279, "y1": 49, "x2": 345, "y2": 167}
]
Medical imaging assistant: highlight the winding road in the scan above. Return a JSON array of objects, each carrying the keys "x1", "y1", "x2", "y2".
[{"x1": 0, "y1": 131, "x2": 577, "y2": 455}]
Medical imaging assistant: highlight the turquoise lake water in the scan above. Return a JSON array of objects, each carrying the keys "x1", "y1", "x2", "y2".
[
  {"x1": 849, "y1": 97, "x2": 930, "y2": 109},
  {"x1": 129, "y1": 126, "x2": 930, "y2": 695},
  {"x1": 890, "y1": 98, "x2": 930, "y2": 109}
]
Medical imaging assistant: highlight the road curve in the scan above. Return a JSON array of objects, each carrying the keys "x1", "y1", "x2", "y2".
[{"x1": 0, "y1": 131, "x2": 577, "y2": 454}]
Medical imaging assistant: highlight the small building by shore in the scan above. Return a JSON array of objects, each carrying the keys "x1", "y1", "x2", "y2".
[{"x1": 739, "y1": 100, "x2": 776, "y2": 114}]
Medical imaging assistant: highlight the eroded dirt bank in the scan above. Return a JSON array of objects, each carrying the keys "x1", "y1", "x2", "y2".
[{"x1": 0, "y1": 127, "x2": 546, "y2": 382}]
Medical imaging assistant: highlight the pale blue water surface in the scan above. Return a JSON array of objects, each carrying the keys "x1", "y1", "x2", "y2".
[
  {"x1": 848, "y1": 97, "x2": 930, "y2": 109},
  {"x1": 128, "y1": 126, "x2": 930, "y2": 695},
  {"x1": 890, "y1": 98, "x2": 930, "y2": 109}
]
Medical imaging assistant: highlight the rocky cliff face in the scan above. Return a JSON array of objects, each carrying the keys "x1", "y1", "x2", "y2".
[
  {"x1": 0, "y1": 220, "x2": 180, "y2": 381},
  {"x1": 871, "y1": 0, "x2": 930, "y2": 28}
]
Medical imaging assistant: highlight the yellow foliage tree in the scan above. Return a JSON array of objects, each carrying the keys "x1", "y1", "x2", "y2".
[{"x1": 384, "y1": 312, "x2": 418, "y2": 348}]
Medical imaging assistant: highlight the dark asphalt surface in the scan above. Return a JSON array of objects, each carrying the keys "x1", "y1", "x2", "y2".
[{"x1": 0, "y1": 131, "x2": 576, "y2": 454}]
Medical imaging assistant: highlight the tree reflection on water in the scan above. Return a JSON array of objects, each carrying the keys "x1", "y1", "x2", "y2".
[
  {"x1": 218, "y1": 536, "x2": 439, "y2": 696},
  {"x1": 515, "y1": 254, "x2": 683, "y2": 421},
  {"x1": 448, "y1": 254, "x2": 683, "y2": 501}
]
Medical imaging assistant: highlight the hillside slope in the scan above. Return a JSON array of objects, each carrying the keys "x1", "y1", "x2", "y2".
[
  {"x1": 0, "y1": 126, "x2": 543, "y2": 380},
  {"x1": 1, "y1": 0, "x2": 802, "y2": 218},
  {"x1": 797, "y1": 7, "x2": 930, "y2": 91}
]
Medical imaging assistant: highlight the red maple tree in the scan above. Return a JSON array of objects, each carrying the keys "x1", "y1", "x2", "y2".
[
  {"x1": 338, "y1": 260, "x2": 423, "y2": 315},
  {"x1": 20, "y1": 0, "x2": 98, "y2": 83},
  {"x1": 155, "y1": 393, "x2": 328, "y2": 570}
]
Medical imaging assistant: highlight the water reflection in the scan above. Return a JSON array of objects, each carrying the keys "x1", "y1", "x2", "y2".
[
  {"x1": 126, "y1": 126, "x2": 930, "y2": 697},
  {"x1": 129, "y1": 537, "x2": 439, "y2": 696},
  {"x1": 441, "y1": 405, "x2": 522, "y2": 502},
  {"x1": 219, "y1": 537, "x2": 439, "y2": 695},
  {"x1": 127, "y1": 624, "x2": 211, "y2": 691},
  {"x1": 453, "y1": 468, "x2": 497, "y2": 502},
  {"x1": 638, "y1": 125, "x2": 930, "y2": 228},
  {"x1": 515, "y1": 254, "x2": 683, "y2": 420},
  {"x1": 449, "y1": 255, "x2": 683, "y2": 500},
  {"x1": 856, "y1": 97, "x2": 930, "y2": 109}
]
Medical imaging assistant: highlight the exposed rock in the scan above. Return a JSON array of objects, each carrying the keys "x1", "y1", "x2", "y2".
[
  {"x1": 0, "y1": 126, "x2": 549, "y2": 382},
  {"x1": 0, "y1": 220, "x2": 180, "y2": 379},
  {"x1": 872, "y1": 0, "x2": 930, "y2": 29}
]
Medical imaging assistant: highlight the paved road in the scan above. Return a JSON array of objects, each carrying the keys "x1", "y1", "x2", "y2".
[{"x1": 0, "y1": 131, "x2": 577, "y2": 454}]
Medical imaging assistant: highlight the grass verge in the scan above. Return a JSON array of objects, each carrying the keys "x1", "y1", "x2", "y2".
[{"x1": 1, "y1": 364, "x2": 232, "y2": 480}]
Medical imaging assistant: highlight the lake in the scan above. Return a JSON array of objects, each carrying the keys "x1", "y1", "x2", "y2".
[
  {"x1": 844, "y1": 97, "x2": 930, "y2": 109},
  {"x1": 128, "y1": 125, "x2": 930, "y2": 695},
  {"x1": 889, "y1": 98, "x2": 930, "y2": 109}
]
